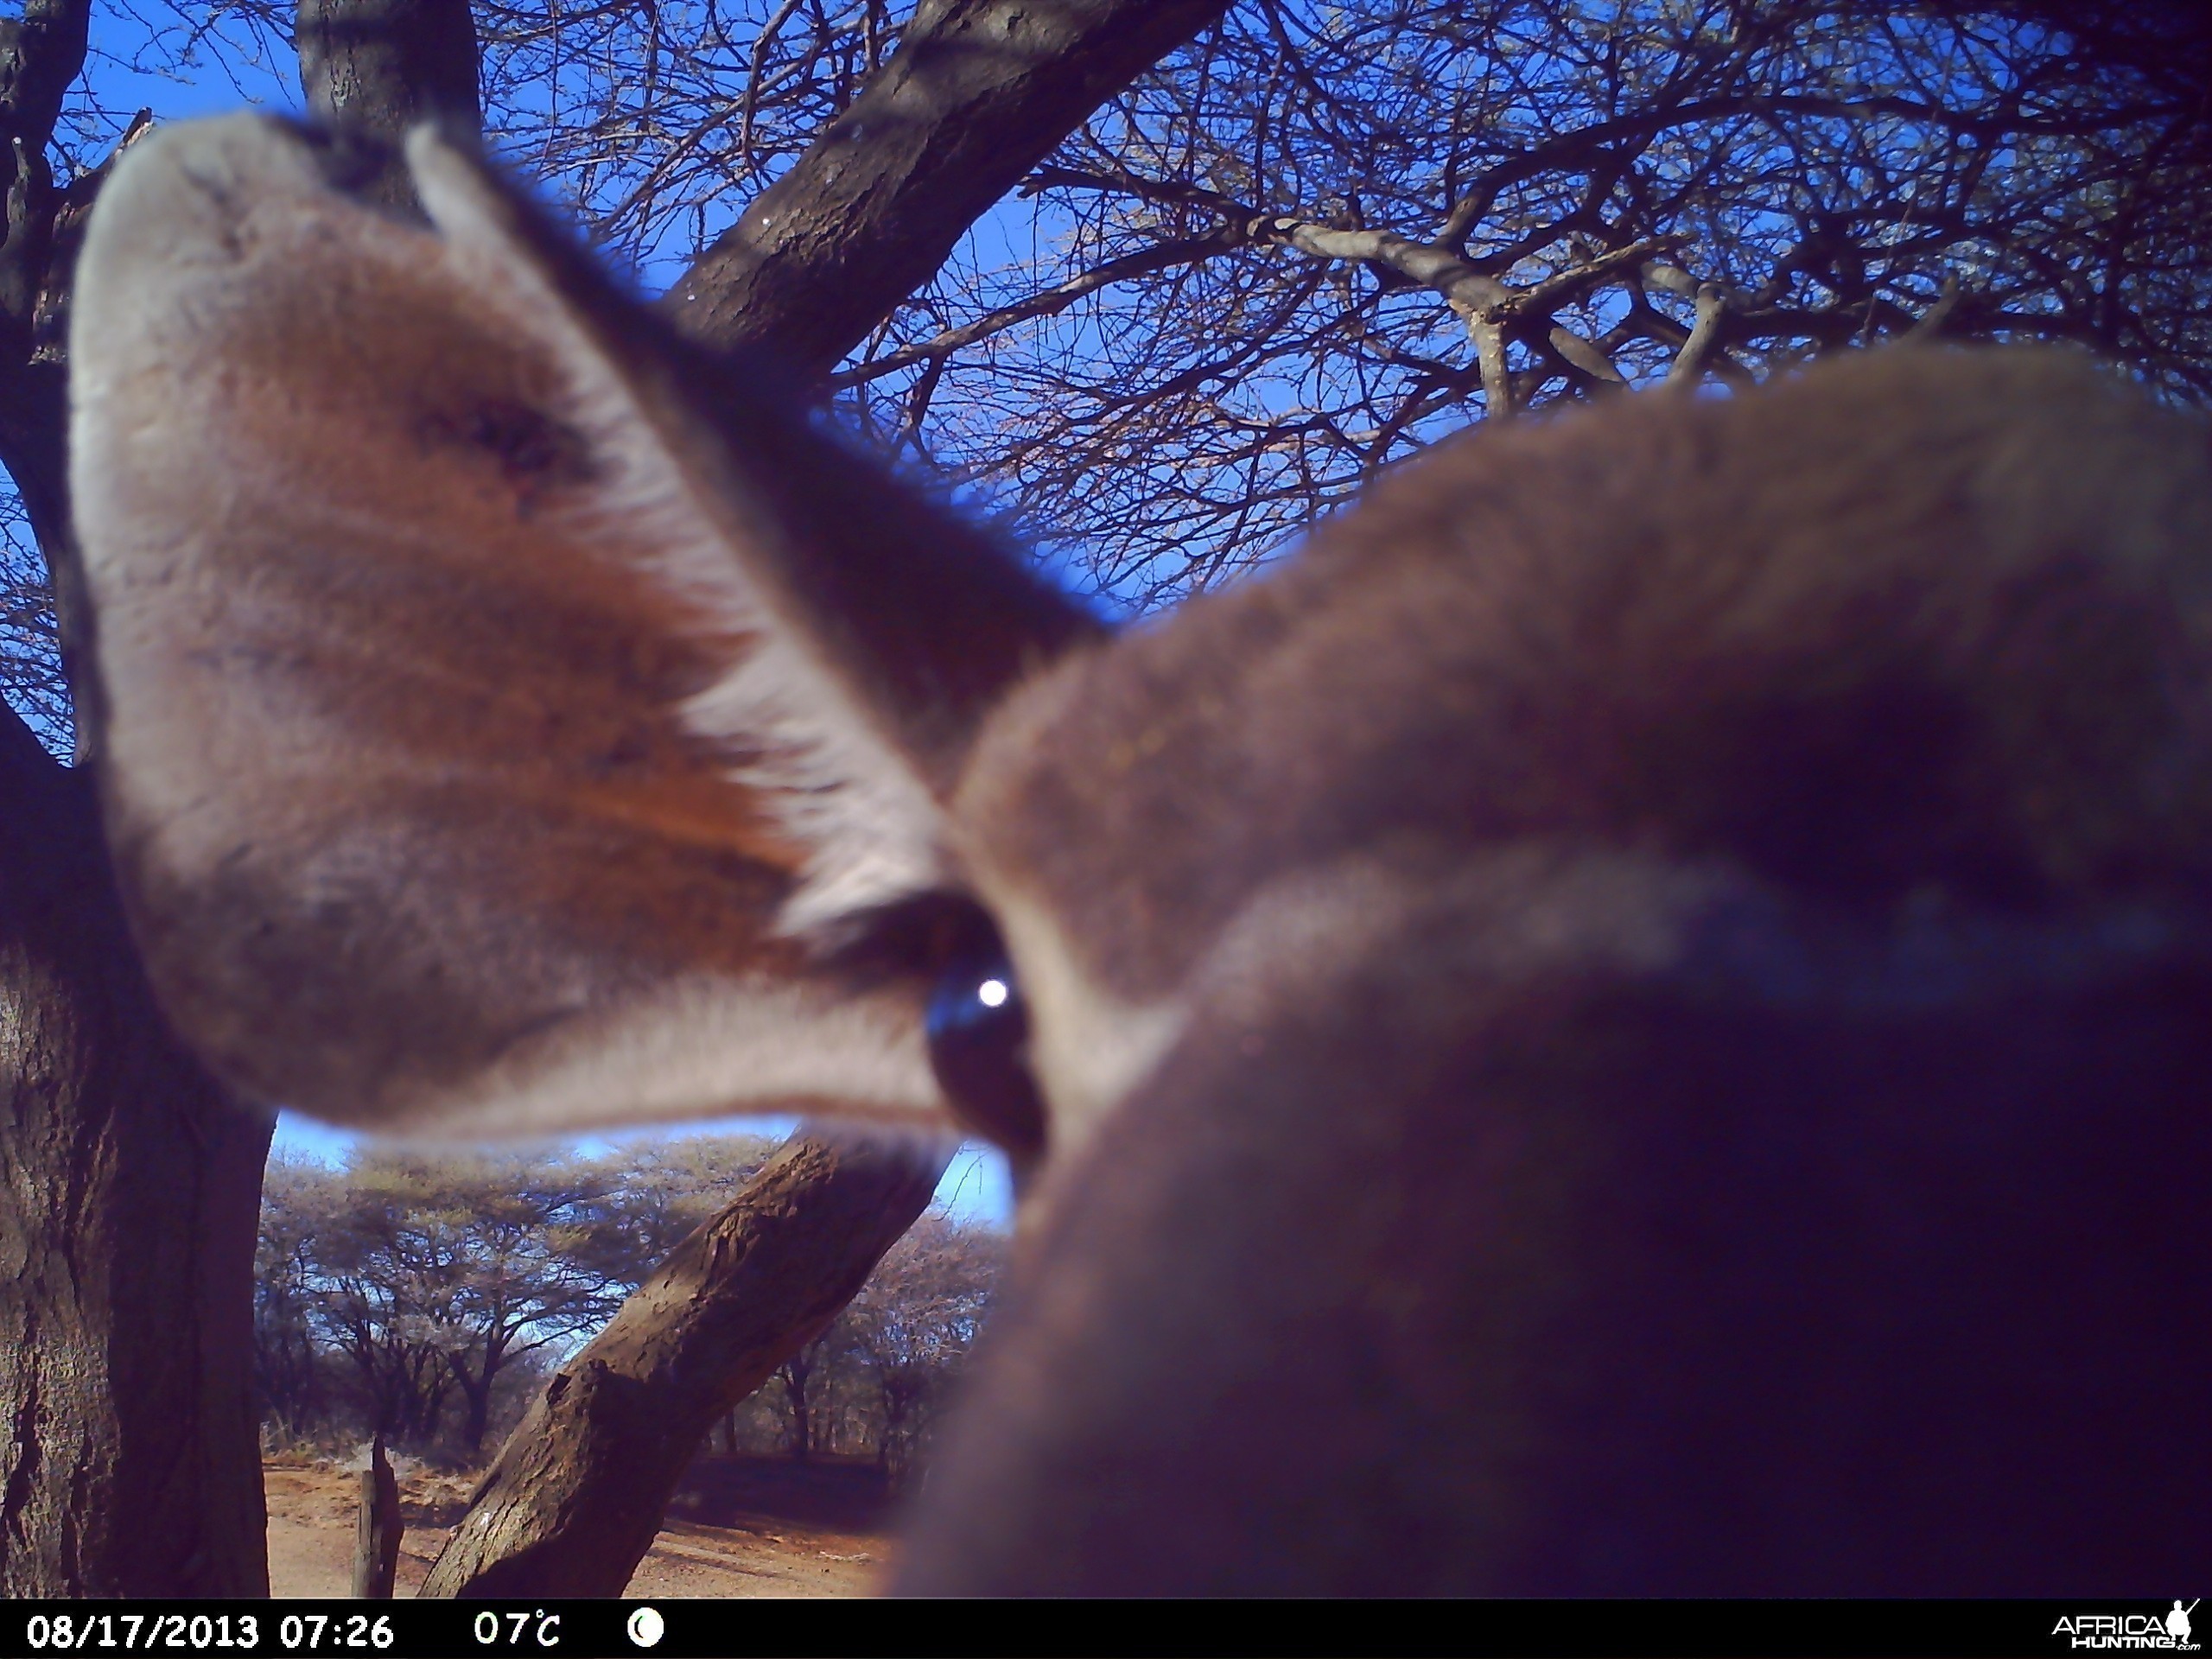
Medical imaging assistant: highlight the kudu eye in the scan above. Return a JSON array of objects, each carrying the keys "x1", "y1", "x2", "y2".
[{"x1": 925, "y1": 926, "x2": 1047, "y2": 1170}]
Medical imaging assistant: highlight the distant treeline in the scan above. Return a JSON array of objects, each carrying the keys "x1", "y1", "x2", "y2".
[{"x1": 255, "y1": 1137, "x2": 1003, "y2": 1476}]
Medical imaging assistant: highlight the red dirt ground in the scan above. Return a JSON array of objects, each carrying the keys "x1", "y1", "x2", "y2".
[{"x1": 263, "y1": 1454, "x2": 894, "y2": 1598}]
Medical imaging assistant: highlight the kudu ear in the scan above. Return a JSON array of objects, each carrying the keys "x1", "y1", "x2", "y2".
[{"x1": 69, "y1": 115, "x2": 1094, "y2": 1135}]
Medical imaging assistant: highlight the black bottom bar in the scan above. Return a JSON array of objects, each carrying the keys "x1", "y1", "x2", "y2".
[{"x1": 5, "y1": 1599, "x2": 2202, "y2": 1659}]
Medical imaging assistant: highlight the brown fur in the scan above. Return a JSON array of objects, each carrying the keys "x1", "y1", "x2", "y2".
[
  {"x1": 911, "y1": 349, "x2": 2212, "y2": 1591},
  {"x1": 963, "y1": 351, "x2": 2212, "y2": 997},
  {"x1": 70, "y1": 118, "x2": 2212, "y2": 1592}
]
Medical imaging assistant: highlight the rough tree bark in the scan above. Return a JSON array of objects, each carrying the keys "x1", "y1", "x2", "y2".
[
  {"x1": 419, "y1": 1137, "x2": 947, "y2": 1597},
  {"x1": 0, "y1": 709, "x2": 275, "y2": 1596},
  {"x1": 668, "y1": 0, "x2": 1234, "y2": 372},
  {"x1": 0, "y1": 0, "x2": 483, "y2": 1601},
  {"x1": 296, "y1": 0, "x2": 481, "y2": 213},
  {"x1": 0, "y1": 0, "x2": 274, "y2": 1600},
  {"x1": 298, "y1": 0, "x2": 480, "y2": 133},
  {"x1": 349, "y1": 1433, "x2": 400, "y2": 1599}
]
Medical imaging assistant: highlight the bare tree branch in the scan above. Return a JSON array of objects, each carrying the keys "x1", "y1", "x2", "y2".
[
  {"x1": 666, "y1": 0, "x2": 1234, "y2": 376},
  {"x1": 833, "y1": 234, "x2": 1228, "y2": 388}
]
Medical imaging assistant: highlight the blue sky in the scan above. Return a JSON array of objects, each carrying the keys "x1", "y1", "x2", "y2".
[{"x1": 272, "y1": 1111, "x2": 1016, "y2": 1229}]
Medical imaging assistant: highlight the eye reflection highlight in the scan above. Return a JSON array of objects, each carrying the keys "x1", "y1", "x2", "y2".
[{"x1": 925, "y1": 937, "x2": 1046, "y2": 1172}]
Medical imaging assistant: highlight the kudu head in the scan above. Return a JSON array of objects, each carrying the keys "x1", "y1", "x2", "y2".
[{"x1": 69, "y1": 116, "x2": 2212, "y2": 1592}]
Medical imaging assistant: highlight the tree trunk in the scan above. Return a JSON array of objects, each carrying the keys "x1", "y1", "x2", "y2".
[
  {"x1": 418, "y1": 1136, "x2": 947, "y2": 1597},
  {"x1": 0, "y1": 712, "x2": 273, "y2": 1595},
  {"x1": 350, "y1": 1433, "x2": 401, "y2": 1599},
  {"x1": 459, "y1": 1382, "x2": 490, "y2": 1461},
  {"x1": 0, "y1": 0, "x2": 277, "y2": 1594},
  {"x1": 448, "y1": 1345, "x2": 499, "y2": 1460},
  {"x1": 779, "y1": 1347, "x2": 816, "y2": 1462},
  {"x1": 296, "y1": 0, "x2": 481, "y2": 215}
]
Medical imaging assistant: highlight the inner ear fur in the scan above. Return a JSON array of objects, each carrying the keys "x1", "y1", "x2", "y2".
[{"x1": 68, "y1": 114, "x2": 1093, "y2": 1135}]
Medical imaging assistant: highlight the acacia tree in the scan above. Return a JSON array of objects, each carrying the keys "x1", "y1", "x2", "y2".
[
  {"x1": 254, "y1": 1141, "x2": 775, "y2": 1457},
  {"x1": 734, "y1": 1212, "x2": 1003, "y2": 1469},
  {"x1": 283, "y1": 1155, "x2": 628, "y2": 1457},
  {"x1": 257, "y1": 1160, "x2": 336, "y2": 1443},
  {"x1": 827, "y1": 0, "x2": 2212, "y2": 601},
  {"x1": 267, "y1": 0, "x2": 2208, "y2": 606},
  {"x1": 838, "y1": 1212, "x2": 1002, "y2": 1480},
  {"x1": 255, "y1": 1144, "x2": 1005, "y2": 1471},
  {"x1": 26, "y1": 0, "x2": 2199, "y2": 644},
  {"x1": 772, "y1": 1335, "x2": 830, "y2": 1464}
]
